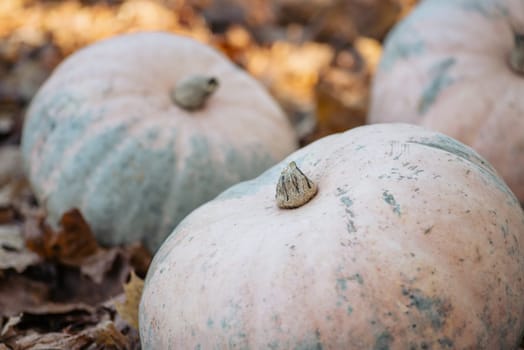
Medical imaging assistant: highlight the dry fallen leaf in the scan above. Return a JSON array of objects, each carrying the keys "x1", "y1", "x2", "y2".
[
  {"x1": 80, "y1": 248, "x2": 121, "y2": 285},
  {"x1": 0, "y1": 207, "x2": 150, "y2": 324},
  {"x1": 0, "y1": 271, "x2": 141, "y2": 348},
  {"x1": 0, "y1": 269, "x2": 53, "y2": 318},
  {"x1": 1, "y1": 319, "x2": 131, "y2": 350},
  {"x1": 1, "y1": 314, "x2": 22, "y2": 338},
  {"x1": 115, "y1": 270, "x2": 144, "y2": 330},
  {"x1": 90, "y1": 320, "x2": 129, "y2": 350},
  {"x1": 354, "y1": 36, "x2": 383, "y2": 74},
  {"x1": 0, "y1": 59, "x2": 50, "y2": 103},
  {"x1": 25, "y1": 208, "x2": 100, "y2": 266},
  {"x1": 0, "y1": 224, "x2": 40, "y2": 272},
  {"x1": 0, "y1": 145, "x2": 23, "y2": 187},
  {"x1": 4, "y1": 331, "x2": 92, "y2": 350}
]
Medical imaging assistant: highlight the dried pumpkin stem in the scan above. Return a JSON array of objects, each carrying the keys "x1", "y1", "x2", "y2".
[
  {"x1": 276, "y1": 161, "x2": 318, "y2": 209},
  {"x1": 510, "y1": 33, "x2": 524, "y2": 75},
  {"x1": 171, "y1": 75, "x2": 219, "y2": 110}
]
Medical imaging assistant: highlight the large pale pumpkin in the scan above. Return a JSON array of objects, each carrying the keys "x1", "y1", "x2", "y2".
[
  {"x1": 21, "y1": 32, "x2": 298, "y2": 252},
  {"x1": 369, "y1": 0, "x2": 524, "y2": 202},
  {"x1": 140, "y1": 123, "x2": 524, "y2": 349}
]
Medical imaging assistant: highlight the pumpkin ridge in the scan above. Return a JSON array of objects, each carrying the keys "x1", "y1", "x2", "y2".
[
  {"x1": 42, "y1": 105, "x2": 167, "y2": 214},
  {"x1": 44, "y1": 122, "x2": 129, "y2": 222},
  {"x1": 28, "y1": 89, "x2": 173, "y2": 184},
  {"x1": 154, "y1": 126, "x2": 187, "y2": 249},
  {"x1": 115, "y1": 132, "x2": 176, "y2": 248},
  {"x1": 20, "y1": 93, "x2": 69, "y2": 185},
  {"x1": 78, "y1": 134, "x2": 146, "y2": 239},
  {"x1": 40, "y1": 94, "x2": 182, "y2": 210},
  {"x1": 80, "y1": 131, "x2": 177, "y2": 247},
  {"x1": 28, "y1": 95, "x2": 102, "y2": 194},
  {"x1": 406, "y1": 138, "x2": 517, "y2": 205}
]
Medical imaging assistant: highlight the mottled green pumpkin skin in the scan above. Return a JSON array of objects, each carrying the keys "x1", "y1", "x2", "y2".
[
  {"x1": 370, "y1": 0, "x2": 524, "y2": 202},
  {"x1": 139, "y1": 123, "x2": 524, "y2": 349},
  {"x1": 21, "y1": 32, "x2": 298, "y2": 251}
]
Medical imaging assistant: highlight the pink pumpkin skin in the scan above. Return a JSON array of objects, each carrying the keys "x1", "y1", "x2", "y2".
[
  {"x1": 140, "y1": 123, "x2": 524, "y2": 349},
  {"x1": 369, "y1": 0, "x2": 524, "y2": 202}
]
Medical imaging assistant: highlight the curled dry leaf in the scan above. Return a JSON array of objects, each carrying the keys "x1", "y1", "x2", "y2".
[
  {"x1": 90, "y1": 320, "x2": 129, "y2": 350},
  {"x1": 0, "y1": 116, "x2": 13, "y2": 136},
  {"x1": 0, "y1": 267, "x2": 99, "y2": 318},
  {"x1": 0, "y1": 224, "x2": 40, "y2": 272},
  {"x1": 0, "y1": 59, "x2": 50, "y2": 103},
  {"x1": 354, "y1": 36, "x2": 382, "y2": 74},
  {"x1": 114, "y1": 270, "x2": 144, "y2": 330},
  {"x1": 23, "y1": 209, "x2": 151, "y2": 284},
  {"x1": 1, "y1": 314, "x2": 22, "y2": 338},
  {"x1": 3, "y1": 331, "x2": 92, "y2": 350},
  {"x1": 0, "y1": 284, "x2": 140, "y2": 349},
  {"x1": 1, "y1": 320, "x2": 130, "y2": 350},
  {"x1": 25, "y1": 208, "x2": 99, "y2": 267},
  {"x1": 0, "y1": 145, "x2": 23, "y2": 187},
  {"x1": 0, "y1": 206, "x2": 150, "y2": 327},
  {"x1": 0, "y1": 271, "x2": 49, "y2": 318},
  {"x1": 0, "y1": 146, "x2": 34, "y2": 225},
  {"x1": 80, "y1": 249, "x2": 121, "y2": 285},
  {"x1": 79, "y1": 241, "x2": 151, "y2": 285}
]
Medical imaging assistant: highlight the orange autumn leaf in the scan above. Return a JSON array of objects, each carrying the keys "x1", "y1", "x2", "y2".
[
  {"x1": 25, "y1": 208, "x2": 100, "y2": 266},
  {"x1": 114, "y1": 270, "x2": 144, "y2": 330}
]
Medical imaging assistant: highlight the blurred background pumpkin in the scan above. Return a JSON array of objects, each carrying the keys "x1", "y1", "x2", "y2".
[
  {"x1": 369, "y1": 0, "x2": 524, "y2": 202},
  {"x1": 21, "y1": 31, "x2": 298, "y2": 252}
]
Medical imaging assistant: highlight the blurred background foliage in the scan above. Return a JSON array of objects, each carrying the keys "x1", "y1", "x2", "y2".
[{"x1": 0, "y1": 0, "x2": 418, "y2": 147}]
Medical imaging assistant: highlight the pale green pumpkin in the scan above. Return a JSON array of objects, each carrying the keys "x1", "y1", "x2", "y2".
[
  {"x1": 21, "y1": 32, "x2": 298, "y2": 252},
  {"x1": 369, "y1": 0, "x2": 524, "y2": 202},
  {"x1": 140, "y1": 123, "x2": 524, "y2": 349}
]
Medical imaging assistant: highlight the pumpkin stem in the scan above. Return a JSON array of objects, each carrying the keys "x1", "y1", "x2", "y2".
[
  {"x1": 510, "y1": 33, "x2": 524, "y2": 75},
  {"x1": 276, "y1": 161, "x2": 318, "y2": 209},
  {"x1": 171, "y1": 75, "x2": 219, "y2": 110}
]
